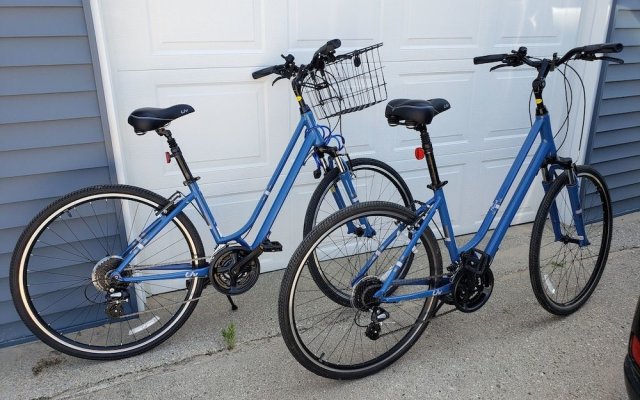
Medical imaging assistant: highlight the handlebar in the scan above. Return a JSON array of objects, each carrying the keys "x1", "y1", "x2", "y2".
[
  {"x1": 582, "y1": 42, "x2": 624, "y2": 53},
  {"x1": 473, "y1": 54, "x2": 508, "y2": 65},
  {"x1": 252, "y1": 65, "x2": 278, "y2": 80},
  {"x1": 314, "y1": 39, "x2": 341, "y2": 59},
  {"x1": 474, "y1": 42, "x2": 624, "y2": 71},
  {"x1": 474, "y1": 43, "x2": 624, "y2": 115},
  {"x1": 251, "y1": 39, "x2": 342, "y2": 81},
  {"x1": 557, "y1": 42, "x2": 624, "y2": 65}
]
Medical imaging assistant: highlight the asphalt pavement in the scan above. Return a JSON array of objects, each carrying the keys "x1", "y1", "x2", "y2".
[{"x1": 1, "y1": 212, "x2": 639, "y2": 400}]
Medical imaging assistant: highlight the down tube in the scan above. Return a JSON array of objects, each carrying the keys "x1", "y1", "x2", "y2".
[
  {"x1": 483, "y1": 135, "x2": 555, "y2": 256},
  {"x1": 250, "y1": 128, "x2": 322, "y2": 248}
]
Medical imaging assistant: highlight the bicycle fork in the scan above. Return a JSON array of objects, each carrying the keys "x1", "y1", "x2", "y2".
[
  {"x1": 542, "y1": 162, "x2": 589, "y2": 247},
  {"x1": 317, "y1": 149, "x2": 376, "y2": 236}
]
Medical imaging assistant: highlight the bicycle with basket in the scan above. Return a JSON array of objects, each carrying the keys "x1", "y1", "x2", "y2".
[{"x1": 10, "y1": 40, "x2": 411, "y2": 360}]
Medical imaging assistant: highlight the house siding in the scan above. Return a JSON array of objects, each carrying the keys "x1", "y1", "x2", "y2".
[
  {"x1": 586, "y1": 0, "x2": 640, "y2": 216},
  {"x1": 0, "y1": 1, "x2": 114, "y2": 345}
]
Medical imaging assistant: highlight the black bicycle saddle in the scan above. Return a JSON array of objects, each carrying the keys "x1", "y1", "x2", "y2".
[
  {"x1": 385, "y1": 98, "x2": 450, "y2": 127},
  {"x1": 128, "y1": 104, "x2": 195, "y2": 133}
]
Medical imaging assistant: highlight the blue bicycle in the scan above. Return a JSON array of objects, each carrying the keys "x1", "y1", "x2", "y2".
[
  {"x1": 10, "y1": 40, "x2": 414, "y2": 360},
  {"x1": 278, "y1": 43, "x2": 623, "y2": 379}
]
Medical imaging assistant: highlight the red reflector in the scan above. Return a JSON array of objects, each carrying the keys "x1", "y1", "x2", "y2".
[
  {"x1": 415, "y1": 147, "x2": 425, "y2": 160},
  {"x1": 165, "y1": 152, "x2": 172, "y2": 164},
  {"x1": 631, "y1": 334, "x2": 640, "y2": 365}
]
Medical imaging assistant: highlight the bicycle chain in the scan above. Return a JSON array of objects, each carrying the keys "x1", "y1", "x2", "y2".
[{"x1": 374, "y1": 301, "x2": 458, "y2": 339}]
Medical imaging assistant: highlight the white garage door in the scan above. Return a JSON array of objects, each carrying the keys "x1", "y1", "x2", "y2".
[{"x1": 93, "y1": 0, "x2": 610, "y2": 271}]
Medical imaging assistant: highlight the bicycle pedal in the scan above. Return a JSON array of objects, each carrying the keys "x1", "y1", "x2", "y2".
[{"x1": 261, "y1": 240, "x2": 283, "y2": 252}]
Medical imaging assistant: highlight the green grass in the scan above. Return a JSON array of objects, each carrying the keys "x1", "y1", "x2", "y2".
[{"x1": 221, "y1": 323, "x2": 236, "y2": 350}]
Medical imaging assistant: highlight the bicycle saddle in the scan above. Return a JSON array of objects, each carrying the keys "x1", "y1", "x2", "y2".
[
  {"x1": 385, "y1": 98, "x2": 450, "y2": 127},
  {"x1": 128, "y1": 104, "x2": 195, "y2": 133}
]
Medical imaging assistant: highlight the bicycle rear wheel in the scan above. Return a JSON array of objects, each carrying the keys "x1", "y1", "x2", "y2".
[
  {"x1": 10, "y1": 185, "x2": 206, "y2": 360},
  {"x1": 529, "y1": 166, "x2": 612, "y2": 315},
  {"x1": 279, "y1": 201, "x2": 442, "y2": 379},
  {"x1": 304, "y1": 158, "x2": 414, "y2": 306}
]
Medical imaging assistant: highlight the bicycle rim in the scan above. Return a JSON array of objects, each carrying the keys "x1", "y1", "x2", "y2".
[
  {"x1": 531, "y1": 168, "x2": 612, "y2": 313},
  {"x1": 12, "y1": 186, "x2": 204, "y2": 358},
  {"x1": 281, "y1": 202, "x2": 440, "y2": 378}
]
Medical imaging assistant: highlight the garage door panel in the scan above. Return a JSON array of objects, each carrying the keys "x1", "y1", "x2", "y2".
[
  {"x1": 386, "y1": 62, "x2": 475, "y2": 157},
  {"x1": 156, "y1": 82, "x2": 267, "y2": 169},
  {"x1": 149, "y1": 0, "x2": 262, "y2": 53},
  {"x1": 476, "y1": 69, "x2": 537, "y2": 151},
  {"x1": 492, "y1": 0, "x2": 581, "y2": 48},
  {"x1": 289, "y1": 0, "x2": 381, "y2": 50},
  {"x1": 382, "y1": 0, "x2": 483, "y2": 61},
  {"x1": 101, "y1": 0, "x2": 286, "y2": 69}
]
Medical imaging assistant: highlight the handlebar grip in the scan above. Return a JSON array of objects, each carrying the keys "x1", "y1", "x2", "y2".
[
  {"x1": 252, "y1": 66, "x2": 276, "y2": 80},
  {"x1": 473, "y1": 54, "x2": 508, "y2": 65},
  {"x1": 316, "y1": 39, "x2": 341, "y2": 56},
  {"x1": 582, "y1": 42, "x2": 624, "y2": 54}
]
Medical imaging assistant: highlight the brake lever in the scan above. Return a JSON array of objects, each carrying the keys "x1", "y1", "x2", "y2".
[
  {"x1": 597, "y1": 55, "x2": 624, "y2": 64},
  {"x1": 271, "y1": 76, "x2": 286, "y2": 86},
  {"x1": 489, "y1": 64, "x2": 510, "y2": 72}
]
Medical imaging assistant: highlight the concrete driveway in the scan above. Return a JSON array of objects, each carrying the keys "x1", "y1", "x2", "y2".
[{"x1": 1, "y1": 212, "x2": 639, "y2": 400}]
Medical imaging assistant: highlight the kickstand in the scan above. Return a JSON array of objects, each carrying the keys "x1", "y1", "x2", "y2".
[{"x1": 226, "y1": 295, "x2": 238, "y2": 311}]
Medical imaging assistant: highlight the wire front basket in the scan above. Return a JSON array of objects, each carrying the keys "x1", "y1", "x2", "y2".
[{"x1": 303, "y1": 43, "x2": 387, "y2": 120}]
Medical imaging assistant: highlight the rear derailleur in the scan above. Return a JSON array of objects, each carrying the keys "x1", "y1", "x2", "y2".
[{"x1": 351, "y1": 276, "x2": 389, "y2": 340}]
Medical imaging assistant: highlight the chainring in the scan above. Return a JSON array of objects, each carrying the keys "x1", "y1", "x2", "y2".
[
  {"x1": 452, "y1": 268, "x2": 494, "y2": 313},
  {"x1": 209, "y1": 246, "x2": 260, "y2": 295}
]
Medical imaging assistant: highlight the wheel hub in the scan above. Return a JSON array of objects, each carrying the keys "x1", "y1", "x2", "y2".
[
  {"x1": 351, "y1": 276, "x2": 383, "y2": 311},
  {"x1": 91, "y1": 256, "x2": 126, "y2": 293}
]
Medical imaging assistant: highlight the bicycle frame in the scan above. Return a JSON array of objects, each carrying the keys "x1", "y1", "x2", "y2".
[
  {"x1": 362, "y1": 113, "x2": 589, "y2": 302},
  {"x1": 112, "y1": 110, "x2": 352, "y2": 283}
]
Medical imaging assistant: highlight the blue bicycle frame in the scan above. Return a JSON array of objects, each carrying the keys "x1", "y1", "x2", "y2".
[
  {"x1": 360, "y1": 113, "x2": 589, "y2": 303},
  {"x1": 110, "y1": 110, "x2": 356, "y2": 283}
]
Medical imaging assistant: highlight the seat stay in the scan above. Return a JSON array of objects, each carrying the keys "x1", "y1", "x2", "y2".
[
  {"x1": 366, "y1": 197, "x2": 442, "y2": 297},
  {"x1": 114, "y1": 191, "x2": 197, "y2": 275}
]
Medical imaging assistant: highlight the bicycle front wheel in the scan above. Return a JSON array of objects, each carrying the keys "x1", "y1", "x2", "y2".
[
  {"x1": 304, "y1": 157, "x2": 414, "y2": 233},
  {"x1": 10, "y1": 185, "x2": 206, "y2": 360},
  {"x1": 529, "y1": 166, "x2": 612, "y2": 315},
  {"x1": 304, "y1": 158, "x2": 414, "y2": 306},
  {"x1": 279, "y1": 201, "x2": 442, "y2": 379}
]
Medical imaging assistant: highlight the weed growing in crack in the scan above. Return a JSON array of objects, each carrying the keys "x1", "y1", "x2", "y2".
[{"x1": 221, "y1": 323, "x2": 236, "y2": 350}]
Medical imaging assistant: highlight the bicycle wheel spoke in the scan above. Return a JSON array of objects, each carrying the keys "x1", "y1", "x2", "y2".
[
  {"x1": 12, "y1": 187, "x2": 204, "y2": 359},
  {"x1": 281, "y1": 202, "x2": 441, "y2": 378},
  {"x1": 530, "y1": 167, "x2": 611, "y2": 315}
]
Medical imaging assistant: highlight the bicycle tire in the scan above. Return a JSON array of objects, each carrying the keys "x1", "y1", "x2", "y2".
[
  {"x1": 10, "y1": 185, "x2": 206, "y2": 360},
  {"x1": 304, "y1": 158, "x2": 414, "y2": 306},
  {"x1": 529, "y1": 166, "x2": 612, "y2": 315},
  {"x1": 279, "y1": 201, "x2": 442, "y2": 379}
]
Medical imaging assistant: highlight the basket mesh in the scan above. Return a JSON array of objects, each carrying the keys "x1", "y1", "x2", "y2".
[{"x1": 303, "y1": 43, "x2": 387, "y2": 120}]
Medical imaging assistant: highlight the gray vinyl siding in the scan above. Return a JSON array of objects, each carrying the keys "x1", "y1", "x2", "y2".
[
  {"x1": 586, "y1": 0, "x2": 640, "y2": 216},
  {"x1": 0, "y1": 1, "x2": 114, "y2": 345}
]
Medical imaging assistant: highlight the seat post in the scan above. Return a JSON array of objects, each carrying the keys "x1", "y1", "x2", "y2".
[
  {"x1": 157, "y1": 128, "x2": 199, "y2": 185},
  {"x1": 418, "y1": 125, "x2": 446, "y2": 191}
]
